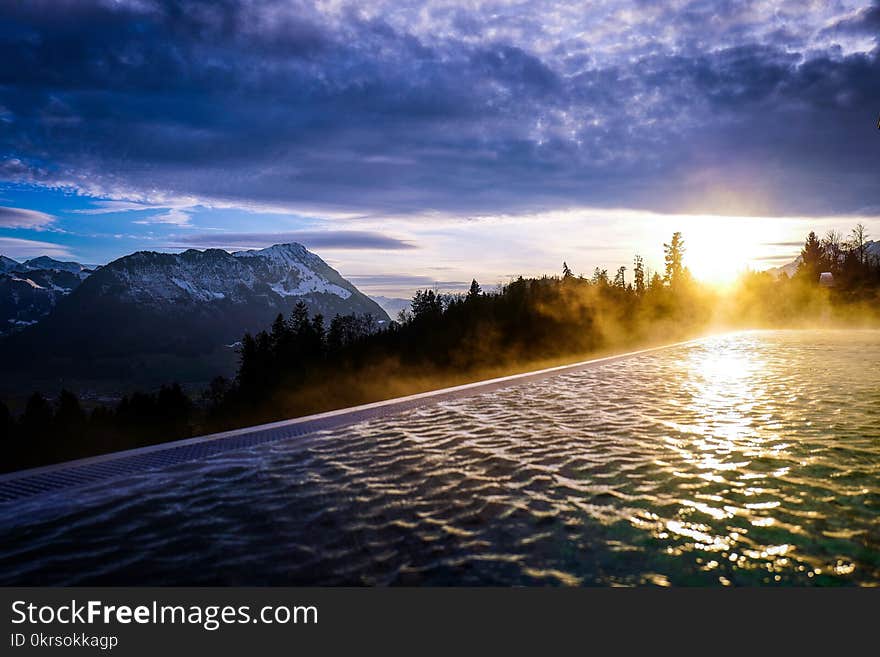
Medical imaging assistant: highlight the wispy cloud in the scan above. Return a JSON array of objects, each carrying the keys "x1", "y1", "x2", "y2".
[
  {"x1": 172, "y1": 231, "x2": 416, "y2": 251},
  {"x1": 0, "y1": 205, "x2": 55, "y2": 229},
  {"x1": 73, "y1": 200, "x2": 182, "y2": 214},
  {"x1": 348, "y1": 274, "x2": 468, "y2": 288},
  {"x1": 0, "y1": 236, "x2": 73, "y2": 259},
  {"x1": 133, "y1": 208, "x2": 192, "y2": 227}
]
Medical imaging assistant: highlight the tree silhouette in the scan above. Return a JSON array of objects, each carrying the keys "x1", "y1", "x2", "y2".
[
  {"x1": 562, "y1": 262, "x2": 574, "y2": 279},
  {"x1": 0, "y1": 399, "x2": 11, "y2": 442},
  {"x1": 849, "y1": 223, "x2": 869, "y2": 267},
  {"x1": 203, "y1": 376, "x2": 232, "y2": 409},
  {"x1": 54, "y1": 389, "x2": 86, "y2": 441},
  {"x1": 823, "y1": 230, "x2": 843, "y2": 274},
  {"x1": 467, "y1": 279, "x2": 482, "y2": 299},
  {"x1": 411, "y1": 289, "x2": 442, "y2": 320},
  {"x1": 633, "y1": 255, "x2": 646, "y2": 295},
  {"x1": 798, "y1": 231, "x2": 825, "y2": 283},
  {"x1": 20, "y1": 393, "x2": 52, "y2": 442},
  {"x1": 663, "y1": 232, "x2": 686, "y2": 288}
]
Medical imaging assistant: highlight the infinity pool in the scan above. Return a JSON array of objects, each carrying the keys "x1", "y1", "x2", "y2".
[{"x1": 1, "y1": 330, "x2": 878, "y2": 585}]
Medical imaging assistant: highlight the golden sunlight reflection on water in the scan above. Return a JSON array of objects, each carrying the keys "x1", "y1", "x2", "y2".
[{"x1": 639, "y1": 332, "x2": 866, "y2": 584}]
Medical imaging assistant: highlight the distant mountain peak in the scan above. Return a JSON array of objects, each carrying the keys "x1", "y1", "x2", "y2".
[
  {"x1": 21, "y1": 256, "x2": 89, "y2": 274},
  {"x1": 95, "y1": 242, "x2": 374, "y2": 309},
  {"x1": 0, "y1": 255, "x2": 21, "y2": 273},
  {"x1": 232, "y1": 242, "x2": 321, "y2": 267},
  {"x1": 0, "y1": 266, "x2": 87, "y2": 336},
  {"x1": 1, "y1": 242, "x2": 390, "y2": 383},
  {"x1": 235, "y1": 242, "x2": 309, "y2": 256}
]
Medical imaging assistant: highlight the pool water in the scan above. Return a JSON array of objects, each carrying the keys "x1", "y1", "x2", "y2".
[{"x1": 1, "y1": 330, "x2": 878, "y2": 585}]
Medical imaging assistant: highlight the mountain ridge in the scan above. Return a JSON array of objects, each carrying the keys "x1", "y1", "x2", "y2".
[{"x1": 0, "y1": 243, "x2": 389, "y2": 385}]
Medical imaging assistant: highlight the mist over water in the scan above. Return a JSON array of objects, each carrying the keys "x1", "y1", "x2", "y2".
[{"x1": 1, "y1": 330, "x2": 878, "y2": 585}]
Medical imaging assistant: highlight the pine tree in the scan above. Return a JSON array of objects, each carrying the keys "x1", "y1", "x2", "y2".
[
  {"x1": 270, "y1": 313, "x2": 288, "y2": 346},
  {"x1": 663, "y1": 232, "x2": 686, "y2": 289},
  {"x1": 311, "y1": 314, "x2": 326, "y2": 344},
  {"x1": 633, "y1": 255, "x2": 646, "y2": 295},
  {"x1": 290, "y1": 301, "x2": 310, "y2": 334},
  {"x1": 411, "y1": 289, "x2": 442, "y2": 320},
  {"x1": 54, "y1": 389, "x2": 86, "y2": 440},
  {"x1": 328, "y1": 314, "x2": 345, "y2": 350},
  {"x1": 203, "y1": 376, "x2": 231, "y2": 410},
  {"x1": 591, "y1": 267, "x2": 609, "y2": 285},
  {"x1": 0, "y1": 399, "x2": 12, "y2": 442},
  {"x1": 467, "y1": 279, "x2": 482, "y2": 299},
  {"x1": 562, "y1": 262, "x2": 574, "y2": 279},
  {"x1": 20, "y1": 392, "x2": 52, "y2": 442},
  {"x1": 798, "y1": 231, "x2": 825, "y2": 282}
]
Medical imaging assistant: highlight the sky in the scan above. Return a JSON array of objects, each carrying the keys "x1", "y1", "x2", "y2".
[{"x1": 0, "y1": 0, "x2": 879, "y2": 297}]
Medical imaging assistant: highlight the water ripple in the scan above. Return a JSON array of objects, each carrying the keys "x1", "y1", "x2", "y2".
[{"x1": 0, "y1": 330, "x2": 878, "y2": 585}]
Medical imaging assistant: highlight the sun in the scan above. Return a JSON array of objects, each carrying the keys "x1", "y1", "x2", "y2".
[
  {"x1": 662, "y1": 215, "x2": 776, "y2": 287},
  {"x1": 686, "y1": 233, "x2": 753, "y2": 286}
]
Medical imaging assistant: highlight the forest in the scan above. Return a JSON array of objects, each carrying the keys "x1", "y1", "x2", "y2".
[{"x1": 2, "y1": 228, "x2": 878, "y2": 473}]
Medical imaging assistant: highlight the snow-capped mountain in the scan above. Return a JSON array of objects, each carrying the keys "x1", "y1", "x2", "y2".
[
  {"x1": 1, "y1": 243, "x2": 389, "y2": 383},
  {"x1": 0, "y1": 258, "x2": 92, "y2": 336},
  {"x1": 92, "y1": 243, "x2": 385, "y2": 317},
  {"x1": 18, "y1": 256, "x2": 92, "y2": 276},
  {"x1": 765, "y1": 256, "x2": 801, "y2": 279},
  {"x1": 0, "y1": 255, "x2": 20, "y2": 273}
]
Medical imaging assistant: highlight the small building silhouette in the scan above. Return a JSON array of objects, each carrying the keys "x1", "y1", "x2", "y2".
[{"x1": 819, "y1": 272, "x2": 834, "y2": 287}]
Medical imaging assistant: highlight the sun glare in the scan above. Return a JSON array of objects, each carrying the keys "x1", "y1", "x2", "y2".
[
  {"x1": 648, "y1": 215, "x2": 802, "y2": 287},
  {"x1": 686, "y1": 231, "x2": 755, "y2": 286}
]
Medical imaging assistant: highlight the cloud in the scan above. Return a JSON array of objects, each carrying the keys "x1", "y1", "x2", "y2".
[
  {"x1": 0, "y1": 1, "x2": 878, "y2": 219},
  {"x1": 73, "y1": 200, "x2": 182, "y2": 214},
  {"x1": 823, "y1": 2, "x2": 880, "y2": 37},
  {"x1": 347, "y1": 274, "x2": 468, "y2": 288},
  {"x1": 755, "y1": 254, "x2": 799, "y2": 263},
  {"x1": 173, "y1": 230, "x2": 416, "y2": 251},
  {"x1": 0, "y1": 206, "x2": 55, "y2": 229},
  {"x1": 133, "y1": 209, "x2": 192, "y2": 226},
  {"x1": 0, "y1": 236, "x2": 74, "y2": 259}
]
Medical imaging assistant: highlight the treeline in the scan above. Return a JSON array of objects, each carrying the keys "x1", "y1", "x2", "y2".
[
  {"x1": 3, "y1": 228, "x2": 878, "y2": 472},
  {"x1": 1, "y1": 385, "x2": 194, "y2": 472},
  {"x1": 726, "y1": 223, "x2": 880, "y2": 326},
  {"x1": 203, "y1": 231, "x2": 712, "y2": 430},
  {"x1": 797, "y1": 224, "x2": 879, "y2": 292}
]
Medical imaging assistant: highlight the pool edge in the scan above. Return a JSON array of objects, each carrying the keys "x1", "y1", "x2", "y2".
[{"x1": 0, "y1": 333, "x2": 724, "y2": 502}]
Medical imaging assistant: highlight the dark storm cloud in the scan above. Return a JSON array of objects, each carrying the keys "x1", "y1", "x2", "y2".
[
  {"x1": 173, "y1": 230, "x2": 416, "y2": 250},
  {"x1": 0, "y1": 1, "x2": 878, "y2": 218}
]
